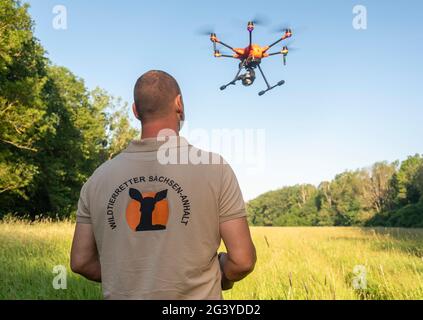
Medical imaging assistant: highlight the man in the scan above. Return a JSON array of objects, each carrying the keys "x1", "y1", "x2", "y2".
[{"x1": 70, "y1": 70, "x2": 256, "y2": 299}]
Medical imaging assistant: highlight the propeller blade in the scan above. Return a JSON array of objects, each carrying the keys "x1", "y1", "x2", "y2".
[
  {"x1": 231, "y1": 14, "x2": 271, "y2": 29},
  {"x1": 284, "y1": 39, "x2": 296, "y2": 46},
  {"x1": 271, "y1": 22, "x2": 291, "y2": 33},
  {"x1": 195, "y1": 25, "x2": 216, "y2": 36},
  {"x1": 271, "y1": 23, "x2": 307, "y2": 35},
  {"x1": 286, "y1": 46, "x2": 300, "y2": 52},
  {"x1": 250, "y1": 14, "x2": 270, "y2": 26}
]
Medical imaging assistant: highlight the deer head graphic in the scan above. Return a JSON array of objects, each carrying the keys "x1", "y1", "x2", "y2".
[{"x1": 128, "y1": 188, "x2": 168, "y2": 231}]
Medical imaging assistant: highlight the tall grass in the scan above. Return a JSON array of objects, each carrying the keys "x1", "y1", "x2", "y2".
[
  {"x1": 0, "y1": 220, "x2": 101, "y2": 299},
  {"x1": 224, "y1": 227, "x2": 423, "y2": 300},
  {"x1": 0, "y1": 222, "x2": 422, "y2": 299}
]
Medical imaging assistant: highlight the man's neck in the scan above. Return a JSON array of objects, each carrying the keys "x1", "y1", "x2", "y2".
[{"x1": 140, "y1": 120, "x2": 179, "y2": 139}]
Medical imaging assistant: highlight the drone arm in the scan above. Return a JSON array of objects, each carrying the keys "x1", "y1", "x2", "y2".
[
  {"x1": 211, "y1": 33, "x2": 238, "y2": 54},
  {"x1": 267, "y1": 50, "x2": 288, "y2": 65},
  {"x1": 264, "y1": 34, "x2": 289, "y2": 51},
  {"x1": 213, "y1": 51, "x2": 237, "y2": 59},
  {"x1": 249, "y1": 31, "x2": 252, "y2": 47},
  {"x1": 217, "y1": 40, "x2": 237, "y2": 53}
]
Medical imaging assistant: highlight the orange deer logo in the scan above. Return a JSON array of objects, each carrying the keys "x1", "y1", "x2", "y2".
[{"x1": 126, "y1": 188, "x2": 169, "y2": 231}]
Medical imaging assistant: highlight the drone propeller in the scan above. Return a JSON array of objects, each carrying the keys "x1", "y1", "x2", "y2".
[
  {"x1": 232, "y1": 13, "x2": 270, "y2": 30},
  {"x1": 271, "y1": 23, "x2": 307, "y2": 36},
  {"x1": 195, "y1": 24, "x2": 217, "y2": 36},
  {"x1": 249, "y1": 14, "x2": 270, "y2": 26},
  {"x1": 286, "y1": 46, "x2": 300, "y2": 52},
  {"x1": 272, "y1": 23, "x2": 291, "y2": 32},
  {"x1": 283, "y1": 39, "x2": 300, "y2": 51},
  {"x1": 280, "y1": 44, "x2": 299, "y2": 65},
  {"x1": 196, "y1": 26, "x2": 222, "y2": 51}
]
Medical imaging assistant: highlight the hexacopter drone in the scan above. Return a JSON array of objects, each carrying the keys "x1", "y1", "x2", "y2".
[{"x1": 208, "y1": 21, "x2": 294, "y2": 96}]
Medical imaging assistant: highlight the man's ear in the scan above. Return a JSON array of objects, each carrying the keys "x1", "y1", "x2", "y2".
[
  {"x1": 132, "y1": 103, "x2": 140, "y2": 120},
  {"x1": 175, "y1": 94, "x2": 184, "y2": 121}
]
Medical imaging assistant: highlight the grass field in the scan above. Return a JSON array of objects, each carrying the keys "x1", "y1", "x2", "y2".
[{"x1": 1, "y1": 221, "x2": 422, "y2": 300}]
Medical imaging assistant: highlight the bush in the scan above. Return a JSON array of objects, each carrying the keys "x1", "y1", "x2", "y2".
[
  {"x1": 368, "y1": 198, "x2": 423, "y2": 228},
  {"x1": 387, "y1": 200, "x2": 423, "y2": 228}
]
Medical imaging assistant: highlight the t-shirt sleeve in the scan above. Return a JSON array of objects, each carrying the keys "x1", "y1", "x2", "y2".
[
  {"x1": 76, "y1": 178, "x2": 92, "y2": 224},
  {"x1": 218, "y1": 162, "x2": 247, "y2": 223}
]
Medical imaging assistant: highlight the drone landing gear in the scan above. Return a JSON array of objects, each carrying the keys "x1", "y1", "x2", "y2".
[
  {"x1": 257, "y1": 64, "x2": 285, "y2": 96},
  {"x1": 258, "y1": 80, "x2": 285, "y2": 96},
  {"x1": 220, "y1": 63, "x2": 244, "y2": 91}
]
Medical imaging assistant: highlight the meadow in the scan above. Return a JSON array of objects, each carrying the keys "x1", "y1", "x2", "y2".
[{"x1": 0, "y1": 221, "x2": 422, "y2": 300}]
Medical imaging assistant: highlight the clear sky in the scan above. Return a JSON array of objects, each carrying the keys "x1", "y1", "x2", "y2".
[{"x1": 25, "y1": 0, "x2": 423, "y2": 200}]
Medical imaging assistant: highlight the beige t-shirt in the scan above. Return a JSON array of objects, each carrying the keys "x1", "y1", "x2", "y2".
[{"x1": 76, "y1": 136, "x2": 246, "y2": 300}]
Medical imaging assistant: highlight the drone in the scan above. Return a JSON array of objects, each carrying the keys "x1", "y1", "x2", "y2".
[{"x1": 208, "y1": 21, "x2": 294, "y2": 96}]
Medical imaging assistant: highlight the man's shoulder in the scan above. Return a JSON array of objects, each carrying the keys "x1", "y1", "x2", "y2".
[
  {"x1": 187, "y1": 144, "x2": 228, "y2": 166},
  {"x1": 86, "y1": 154, "x2": 125, "y2": 184}
]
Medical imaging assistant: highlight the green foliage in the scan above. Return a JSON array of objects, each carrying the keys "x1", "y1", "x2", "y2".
[
  {"x1": 0, "y1": 0, "x2": 47, "y2": 207},
  {"x1": 367, "y1": 198, "x2": 423, "y2": 228},
  {"x1": 248, "y1": 159, "x2": 423, "y2": 228},
  {"x1": 318, "y1": 171, "x2": 364, "y2": 226},
  {"x1": 0, "y1": 0, "x2": 136, "y2": 218},
  {"x1": 247, "y1": 184, "x2": 318, "y2": 226},
  {"x1": 105, "y1": 96, "x2": 138, "y2": 159},
  {"x1": 391, "y1": 154, "x2": 423, "y2": 206}
]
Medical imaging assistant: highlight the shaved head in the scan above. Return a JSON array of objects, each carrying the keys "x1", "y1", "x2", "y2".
[{"x1": 133, "y1": 70, "x2": 181, "y2": 123}]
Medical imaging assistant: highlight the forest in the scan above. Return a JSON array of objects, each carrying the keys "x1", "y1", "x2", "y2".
[
  {"x1": 0, "y1": 0, "x2": 136, "y2": 219},
  {"x1": 247, "y1": 156, "x2": 423, "y2": 227},
  {"x1": 1, "y1": 1, "x2": 422, "y2": 227}
]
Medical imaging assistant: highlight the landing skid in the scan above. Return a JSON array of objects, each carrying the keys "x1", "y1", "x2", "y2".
[
  {"x1": 220, "y1": 61, "x2": 246, "y2": 90},
  {"x1": 258, "y1": 80, "x2": 285, "y2": 96}
]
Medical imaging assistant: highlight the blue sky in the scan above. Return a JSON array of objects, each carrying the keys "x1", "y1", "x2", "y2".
[{"x1": 25, "y1": 0, "x2": 423, "y2": 200}]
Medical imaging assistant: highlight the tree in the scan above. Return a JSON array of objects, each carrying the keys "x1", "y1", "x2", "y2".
[
  {"x1": 26, "y1": 66, "x2": 112, "y2": 216},
  {"x1": 316, "y1": 171, "x2": 365, "y2": 226},
  {"x1": 104, "y1": 95, "x2": 137, "y2": 159},
  {"x1": 416, "y1": 165, "x2": 423, "y2": 199},
  {"x1": 391, "y1": 154, "x2": 423, "y2": 206},
  {"x1": 0, "y1": 0, "x2": 137, "y2": 218},
  {"x1": 247, "y1": 184, "x2": 318, "y2": 226},
  {"x1": 0, "y1": 0, "x2": 49, "y2": 211},
  {"x1": 360, "y1": 161, "x2": 397, "y2": 213}
]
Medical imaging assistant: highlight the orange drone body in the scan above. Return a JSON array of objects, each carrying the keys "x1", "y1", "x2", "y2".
[{"x1": 233, "y1": 44, "x2": 270, "y2": 59}]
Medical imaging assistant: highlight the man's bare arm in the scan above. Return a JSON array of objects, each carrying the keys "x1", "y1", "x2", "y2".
[
  {"x1": 219, "y1": 217, "x2": 256, "y2": 288},
  {"x1": 70, "y1": 223, "x2": 101, "y2": 282}
]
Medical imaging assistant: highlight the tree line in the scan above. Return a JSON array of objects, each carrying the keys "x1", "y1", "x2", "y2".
[
  {"x1": 0, "y1": 0, "x2": 136, "y2": 219},
  {"x1": 247, "y1": 155, "x2": 423, "y2": 227}
]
